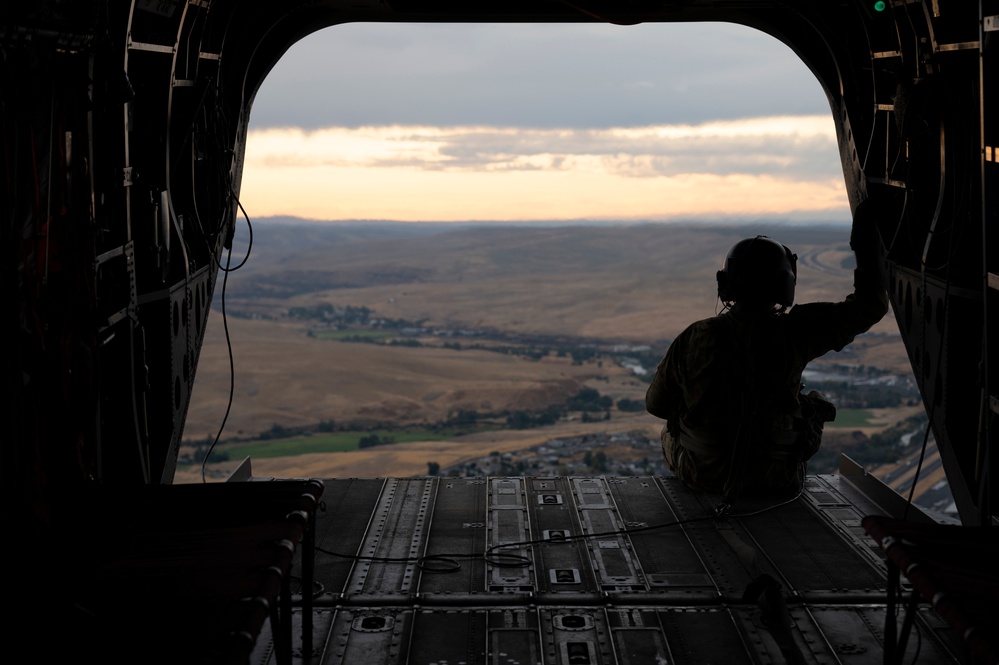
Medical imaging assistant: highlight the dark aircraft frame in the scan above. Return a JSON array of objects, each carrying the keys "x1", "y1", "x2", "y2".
[{"x1": 1, "y1": 1, "x2": 995, "y2": 524}]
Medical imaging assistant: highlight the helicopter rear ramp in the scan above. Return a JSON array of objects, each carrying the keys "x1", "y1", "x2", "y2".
[{"x1": 258, "y1": 472, "x2": 971, "y2": 665}]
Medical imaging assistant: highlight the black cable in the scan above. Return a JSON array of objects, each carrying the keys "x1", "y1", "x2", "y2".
[
  {"x1": 886, "y1": 180, "x2": 910, "y2": 257},
  {"x1": 855, "y1": 0, "x2": 879, "y2": 175},
  {"x1": 315, "y1": 544, "x2": 525, "y2": 572},
  {"x1": 196, "y1": 81, "x2": 255, "y2": 482},
  {"x1": 289, "y1": 576, "x2": 327, "y2": 599},
  {"x1": 191, "y1": 94, "x2": 239, "y2": 265},
  {"x1": 199, "y1": 193, "x2": 253, "y2": 481},
  {"x1": 921, "y1": 87, "x2": 976, "y2": 273},
  {"x1": 902, "y1": 200, "x2": 953, "y2": 521},
  {"x1": 220, "y1": 186, "x2": 253, "y2": 272},
  {"x1": 200, "y1": 242, "x2": 235, "y2": 483},
  {"x1": 554, "y1": 0, "x2": 640, "y2": 25},
  {"x1": 909, "y1": 619, "x2": 923, "y2": 665},
  {"x1": 900, "y1": 283, "x2": 946, "y2": 522},
  {"x1": 902, "y1": 419, "x2": 933, "y2": 522},
  {"x1": 314, "y1": 486, "x2": 805, "y2": 573}
]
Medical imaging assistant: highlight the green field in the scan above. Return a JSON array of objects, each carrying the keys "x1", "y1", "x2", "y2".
[
  {"x1": 211, "y1": 429, "x2": 450, "y2": 460},
  {"x1": 830, "y1": 408, "x2": 876, "y2": 428}
]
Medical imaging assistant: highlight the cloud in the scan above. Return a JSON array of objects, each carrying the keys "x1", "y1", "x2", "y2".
[
  {"x1": 239, "y1": 115, "x2": 848, "y2": 222},
  {"x1": 249, "y1": 23, "x2": 830, "y2": 130},
  {"x1": 246, "y1": 115, "x2": 839, "y2": 181}
]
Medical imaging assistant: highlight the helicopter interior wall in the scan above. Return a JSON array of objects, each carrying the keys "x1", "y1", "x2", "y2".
[{"x1": 0, "y1": 1, "x2": 995, "y2": 526}]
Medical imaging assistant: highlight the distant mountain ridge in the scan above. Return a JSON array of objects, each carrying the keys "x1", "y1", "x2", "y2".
[{"x1": 230, "y1": 216, "x2": 851, "y2": 277}]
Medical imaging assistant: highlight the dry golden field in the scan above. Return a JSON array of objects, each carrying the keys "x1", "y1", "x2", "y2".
[
  {"x1": 183, "y1": 316, "x2": 628, "y2": 440},
  {"x1": 179, "y1": 221, "x2": 912, "y2": 482}
]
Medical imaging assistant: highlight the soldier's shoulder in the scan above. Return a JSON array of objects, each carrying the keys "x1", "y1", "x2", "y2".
[{"x1": 680, "y1": 314, "x2": 733, "y2": 342}]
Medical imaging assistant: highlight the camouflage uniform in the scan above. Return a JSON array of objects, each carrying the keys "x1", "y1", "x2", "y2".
[{"x1": 646, "y1": 223, "x2": 889, "y2": 494}]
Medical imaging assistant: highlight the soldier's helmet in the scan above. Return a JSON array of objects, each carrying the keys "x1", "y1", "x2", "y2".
[{"x1": 716, "y1": 235, "x2": 797, "y2": 308}]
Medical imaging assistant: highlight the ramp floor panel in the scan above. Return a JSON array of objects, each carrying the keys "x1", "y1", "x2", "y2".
[{"x1": 255, "y1": 475, "x2": 964, "y2": 664}]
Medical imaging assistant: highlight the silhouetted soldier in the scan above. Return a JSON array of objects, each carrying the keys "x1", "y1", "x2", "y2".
[{"x1": 646, "y1": 202, "x2": 888, "y2": 501}]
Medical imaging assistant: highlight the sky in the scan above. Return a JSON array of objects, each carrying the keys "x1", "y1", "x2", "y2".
[{"x1": 240, "y1": 22, "x2": 849, "y2": 224}]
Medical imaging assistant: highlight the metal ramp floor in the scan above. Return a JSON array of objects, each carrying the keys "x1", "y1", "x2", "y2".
[{"x1": 249, "y1": 472, "x2": 970, "y2": 664}]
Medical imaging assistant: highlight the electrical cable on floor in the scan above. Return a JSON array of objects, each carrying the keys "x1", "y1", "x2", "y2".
[{"x1": 315, "y1": 483, "x2": 804, "y2": 573}]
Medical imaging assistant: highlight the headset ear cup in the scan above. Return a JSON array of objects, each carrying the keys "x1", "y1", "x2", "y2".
[
  {"x1": 784, "y1": 246, "x2": 797, "y2": 305},
  {"x1": 716, "y1": 269, "x2": 729, "y2": 301},
  {"x1": 786, "y1": 246, "x2": 798, "y2": 279}
]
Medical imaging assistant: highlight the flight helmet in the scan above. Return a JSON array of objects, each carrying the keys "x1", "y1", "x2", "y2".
[{"x1": 716, "y1": 235, "x2": 797, "y2": 308}]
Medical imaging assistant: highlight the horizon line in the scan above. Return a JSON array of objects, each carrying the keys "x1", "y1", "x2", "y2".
[{"x1": 236, "y1": 214, "x2": 853, "y2": 227}]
